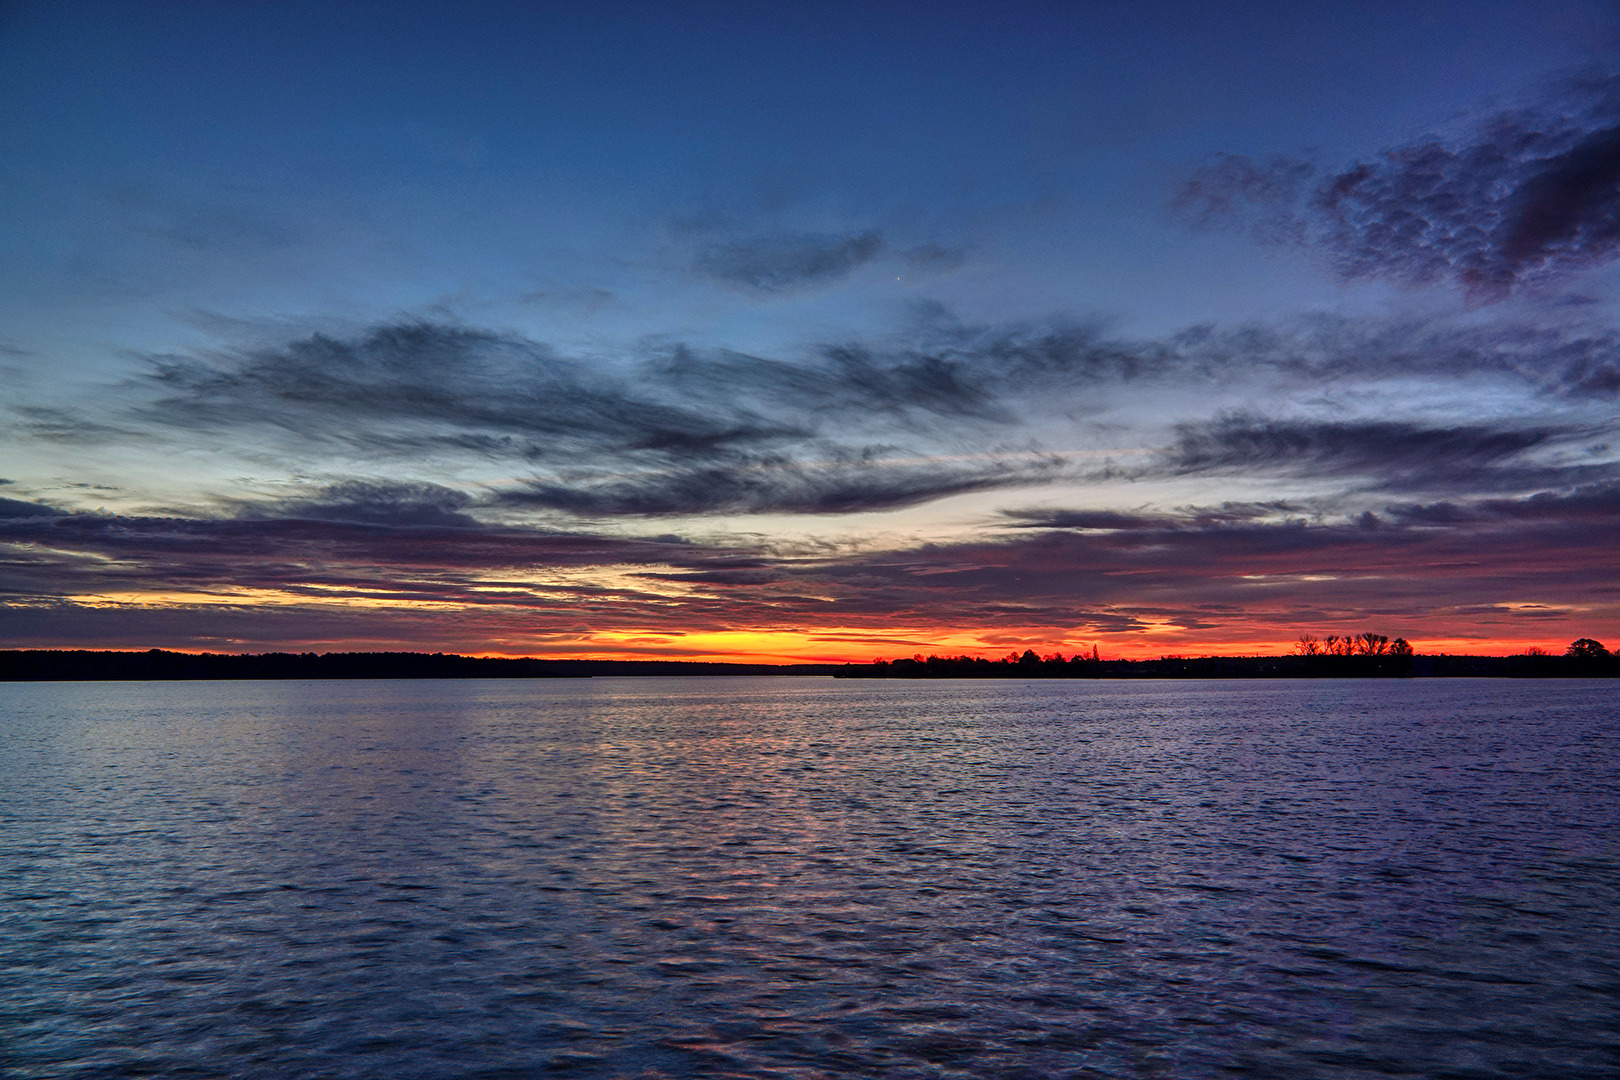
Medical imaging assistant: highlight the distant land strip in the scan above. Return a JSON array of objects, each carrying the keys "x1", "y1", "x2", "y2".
[
  {"x1": 0, "y1": 650, "x2": 839, "y2": 681},
  {"x1": 847, "y1": 651, "x2": 1616, "y2": 679},
  {"x1": 0, "y1": 649, "x2": 1615, "y2": 681}
]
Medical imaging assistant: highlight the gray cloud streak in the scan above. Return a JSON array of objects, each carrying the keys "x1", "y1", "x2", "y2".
[
  {"x1": 1158, "y1": 414, "x2": 1589, "y2": 491},
  {"x1": 115, "y1": 319, "x2": 1091, "y2": 518},
  {"x1": 496, "y1": 454, "x2": 1061, "y2": 517},
  {"x1": 695, "y1": 230, "x2": 883, "y2": 293},
  {"x1": 13, "y1": 304, "x2": 1619, "y2": 523},
  {"x1": 235, "y1": 481, "x2": 481, "y2": 528}
]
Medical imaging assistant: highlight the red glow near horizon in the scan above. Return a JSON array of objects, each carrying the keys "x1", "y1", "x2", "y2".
[{"x1": 47, "y1": 629, "x2": 1603, "y2": 664}]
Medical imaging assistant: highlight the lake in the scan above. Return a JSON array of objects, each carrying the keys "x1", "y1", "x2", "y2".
[{"x1": 2, "y1": 677, "x2": 1617, "y2": 1078}]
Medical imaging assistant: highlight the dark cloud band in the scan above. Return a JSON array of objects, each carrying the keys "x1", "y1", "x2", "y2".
[{"x1": 5, "y1": 485, "x2": 1616, "y2": 650}]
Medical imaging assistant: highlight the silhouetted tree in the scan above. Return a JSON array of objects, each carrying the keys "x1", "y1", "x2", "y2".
[
  {"x1": 1357, "y1": 632, "x2": 1389, "y2": 655},
  {"x1": 1295, "y1": 634, "x2": 1322, "y2": 656},
  {"x1": 1389, "y1": 638, "x2": 1413, "y2": 657},
  {"x1": 1567, "y1": 638, "x2": 1611, "y2": 660}
]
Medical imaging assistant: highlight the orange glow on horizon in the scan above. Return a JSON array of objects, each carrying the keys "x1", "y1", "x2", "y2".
[
  {"x1": 27, "y1": 577, "x2": 1610, "y2": 664},
  {"x1": 69, "y1": 629, "x2": 1597, "y2": 664}
]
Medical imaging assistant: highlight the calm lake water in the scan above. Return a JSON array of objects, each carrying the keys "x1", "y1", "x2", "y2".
[{"x1": 2, "y1": 677, "x2": 1617, "y2": 1079}]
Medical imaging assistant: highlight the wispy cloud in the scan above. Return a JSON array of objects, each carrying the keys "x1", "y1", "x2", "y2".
[
  {"x1": 1156, "y1": 413, "x2": 1603, "y2": 492},
  {"x1": 105, "y1": 183, "x2": 299, "y2": 254},
  {"x1": 1002, "y1": 501, "x2": 1305, "y2": 531},
  {"x1": 11, "y1": 305, "x2": 1617, "y2": 525},
  {"x1": 114, "y1": 319, "x2": 1081, "y2": 517},
  {"x1": 235, "y1": 481, "x2": 481, "y2": 528},
  {"x1": 1385, "y1": 480, "x2": 1620, "y2": 525},
  {"x1": 694, "y1": 230, "x2": 883, "y2": 294},
  {"x1": 141, "y1": 322, "x2": 798, "y2": 458},
  {"x1": 900, "y1": 243, "x2": 968, "y2": 273},
  {"x1": 494, "y1": 453, "x2": 1061, "y2": 517},
  {"x1": 1176, "y1": 69, "x2": 1620, "y2": 299},
  {"x1": 0, "y1": 508, "x2": 721, "y2": 604}
]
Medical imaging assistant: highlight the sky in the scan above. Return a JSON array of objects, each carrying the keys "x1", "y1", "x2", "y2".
[{"x1": 3, "y1": 0, "x2": 1620, "y2": 661}]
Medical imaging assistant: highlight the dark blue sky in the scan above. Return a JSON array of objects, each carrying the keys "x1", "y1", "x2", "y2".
[
  {"x1": 3, "y1": 1, "x2": 1618, "y2": 658},
  {"x1": 6, "y1": 0, "x2": 1604, "y2": 341}
]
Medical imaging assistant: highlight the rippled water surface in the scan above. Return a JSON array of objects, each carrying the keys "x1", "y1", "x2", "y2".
[{"x1": 3, "y1": 677, "x2": 1618, "y2": 1079}]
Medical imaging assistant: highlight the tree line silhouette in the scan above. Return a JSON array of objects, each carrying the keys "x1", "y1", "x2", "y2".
[
  {"x1": 1293, "y1": 633, "x2": 1412, "y2": 657},
  {"x1": 0, "y1": 639, "x2": 1612, "y2": 681},
  {"x1": 847, "y1": 636, "x2": 1615, "y2": 679}
]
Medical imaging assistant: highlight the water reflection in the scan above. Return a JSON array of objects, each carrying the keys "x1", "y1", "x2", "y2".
[{"x1": 2, "y1": 678, "x2": 1617, "y2": 1077}]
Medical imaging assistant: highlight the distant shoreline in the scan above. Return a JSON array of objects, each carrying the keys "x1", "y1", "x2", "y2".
[
  {"x1": 0, "y1": 649, "x2": 1615, "y2": 681},
  {"x1": 0, "y1": 650, "x2": 837, "y2": 681}
]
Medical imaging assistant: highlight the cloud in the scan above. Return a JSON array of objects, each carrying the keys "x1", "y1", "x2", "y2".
[
  {"x1": 237, "y1": 481, "x2": 480, "y2": 528},
  {"x1": 784, "y1": 492, "x2": 1620, "y2": 641},
  {"x1": 1002, "y1": 508, "x2": 1171, "y2": 531},
  {"x1": 1158, "y1": 413, "x2": 1581, "y2": 491},
  {"x1": 142, "y1": 322, "x2": 798, "y2": 458},
  {"x1": 495, "y1": 453, "x2": 1061, "y2": 517},
  {"x1": 1385, "y1": 480, "x2": 1620, "y2": 526},
  {"x1": 138, "y1": 320, "x2": 1051, "y2": 458},
  {"x1": 1002, "y1": 501, "x2": 1304, "y2": 531},
  {"x1": 0, "y1": 497, "x2": 61, "y2": 519},
  {"x1": 1175, "y1": 69, "x2": 1620, "y2": 299},
  {"x1": 16, "y1": 306, "x2": 1620, "y2": 528},
  {"x1": 652, "y1": 341, "x2": 1009, "y2": 427},
  {"x1": 694, "y1": 230, "x2": 883, "y2": 293},
  {"x1": 105, "y1": 184, "x2": 298, "y2": 254},
  {"x1": 817, "y1": 308, "x2": 1619, "y2": 404},
  {"x1": 118, "y1": 319, "x2": 1082, "y2": 517},
  {"x1": 8, "y1": 405, "x2": 141, "y2": 444},
  {"x1": 113, "y1": 313, "x2": 1620, "y2": 475},
  {"x1": 3, "y1": 483, "x2": 1617, "y2": 651},
  {"x1": 0, "y1": 508, "x2": 725, "y2": 604},
  {"x1": 901, "y1": 243, "x2": 968, "y2": 273}
]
